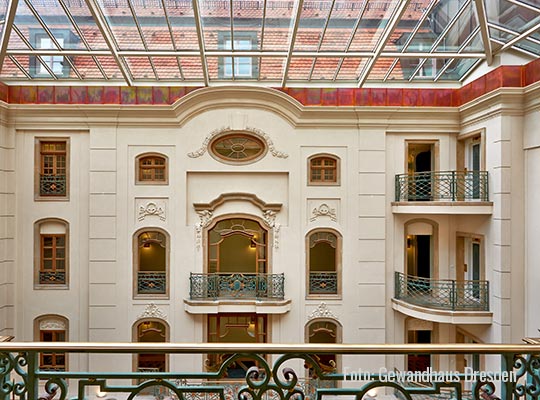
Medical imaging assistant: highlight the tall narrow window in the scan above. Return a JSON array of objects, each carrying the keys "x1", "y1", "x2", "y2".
[
  {"x1": 219, "y1": 32, "x2": 258, "y2": 79},
  {"x1": 308, "y1": 155, "x2": 340, "y2": 185},
  {"x1": 135, "y1": 320, "x2": 168, "y2": 374},
  {"x1": 35, "y1": 219, "x2": 69, "y2": 288},
  {"x1": 35, "y1": 315, "x2": 68, "y2": 371},
  {"x1": 136, "y1": 154, "x2": 168, "y2": 184},
  {"x1": 38, "y1": 140, "x2": 68, "y2": 197},
  {"x1": 306, "y1": 319, "x2": 340, "y2": 382},
  {"x1": 307, "y1": 230, "x2": 341, "y2": 297},
  {"x1": 135, "y1": 230, "x2": 168, "y2": 298}
]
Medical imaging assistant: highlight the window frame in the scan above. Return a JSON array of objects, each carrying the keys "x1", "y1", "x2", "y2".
[
  {"x1": 34, "y1": 315, "x2": 68, "y2": 371},
  {"x1": 218, "y1": 32, "x2": 259, "y2": 79},
  {"x1": 135, "y1": 153, "x2": 169, "y2": 185},
  {"x1": 308, "y1": 154, "x2": 340, "y2": 186},
  {"x1": 306, "y1": 228, "x2": 342, "y2": 299},
  {"x1": 35, "y1": 137, "x2": 70, "y2": 201},
  {"x1": 34, "y1": 219, "x2": 69, "y2": 289},
  {"x1": 133, "y1": 228, "x2": 170, "y2": 299},
  {"x1": 209, "y1": 132, "x2": 267, "y2": 165},
  {"x1": 29, "y1": 29, "x2": 73, "y2": 78}
]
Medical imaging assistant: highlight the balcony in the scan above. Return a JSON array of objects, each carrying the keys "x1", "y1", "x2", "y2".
[
  {"x1": 39, "y1": 174, "x2": 67, "y2": 197},
  {"x1": 393, "y1": 171, "x2": 492, "y2": 214},
  {"x1": 137, "y1": 272, "x2": 166, "y2": 295},
  {"x1": 392, "y1": 272, "x2": 492, "y2": 324},
  {"x1": 184, "y1": 272, "x2": 291, "y2": 314},
  {"x1": 309, "y1": 272, "x2": 338, "y2": 295},
  {"x1": 1, "y1": 342, "x2": 538, "y2": 400}
]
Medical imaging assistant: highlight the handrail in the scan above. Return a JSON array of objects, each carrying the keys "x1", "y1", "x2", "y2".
[
  {"x1": 395, "y1": 170, "x2": 489, "y2": 202},
  {"x1": 190, "y1": 272, "x2": 285, "y2": 300}
]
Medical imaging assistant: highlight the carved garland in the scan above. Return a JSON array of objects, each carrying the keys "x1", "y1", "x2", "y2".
[
  {"x1": 187, "y1": 126, "x2": 288, "y2": 159},
  {"x1": 137, "y1": 303, "x2": 167, "y2": 321},
  {"x1": 307, "y1": 302, "x2": 339, "y2": 322}
]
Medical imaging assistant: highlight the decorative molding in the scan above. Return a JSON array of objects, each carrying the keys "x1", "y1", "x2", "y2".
[
  {"x1": 137, "y1": 303, "x2": 167, "y2": 321},
  {"x1": 262, "y1": 209, "x2": 280, "y2": 250},
  {"x1": 307, "y1": 302, "x2": 339, "y2": 321},
  {"x1": 194, "y1": 192, "x2": 282, "y2": 213},
  {"x1": 39, "y1": 319, "x2": 66, "y2": 331},
  {"x1": 310, "y1": 203, "x2": 337, "y2": 222},
  {"x1": 195, "y1": 210, "x2": 213, "y2": 251},
  {"x1": 138, "y1": 201, "x2": 166, "y2": 221},
  {"x1": 407, "y1": 318, "x2": 433, "y2": 331},
  {"x1": 187, "y1": 126, "x2": 288, "y2": 159}
]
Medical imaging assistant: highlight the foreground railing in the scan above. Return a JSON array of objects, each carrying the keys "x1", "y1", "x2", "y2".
[
  {"x1": 395, "y1": 171, "x2": 489, "y2": 202},
  {"x1": 395, "y1": 272, "x2": 489, "y2": 311},
  {"x1": 0, "y1": 342, "x2": 538, "y2": 400},
  {"x1": 190, "y1": 272, "x2": 285, "y2": 300}
]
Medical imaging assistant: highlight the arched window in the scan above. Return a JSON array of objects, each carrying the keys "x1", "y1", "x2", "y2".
[
  {"x1": 307, "y1": 229, "x2": 341, "y2": 296},
  {"x1": 136, "y1": 153, "x2": 168, "y2": 184},
  {"x1": 305, "y1": 319, "x2": 341, "y2": 377},
  {"x1": 134, "y1": 230, "x2": 169, "y2": 298},
  {"x1": 207, "y1": 217, "x2": 268, "y2": 274},
  {"x1": 308, "y1": 154, "x2": 340, "y2": 185},
  {"x1": 134, "y1": 319, "x2": 168, "y2": 373},
  {"x1": 34, "y1": 315, "x2": 68, "y2": 371},
  {"x1": 35, "y1": 219, "x2": 69, "y2": 288}
]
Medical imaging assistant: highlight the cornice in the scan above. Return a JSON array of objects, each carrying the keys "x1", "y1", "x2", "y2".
[{"x1": 524, "y1": 81, "x2": 540, "y2": 113}]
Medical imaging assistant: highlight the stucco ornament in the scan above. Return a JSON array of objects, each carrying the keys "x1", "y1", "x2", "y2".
[
  {"x1": 310, "y1": 203, "x2": 337, "y2": 222},
  {"x1": 307, "y1": 302, "x2": 339, "y2": 321},
  {"x1": 137, "y1": 303, "x2": 167, "y2": 321},
  {"x1": 187, "y1": 126, "x2": 288, "y2": 159},
  {"x1": 195, "y1": 210, "x2": 214, "y2": 250},
  {"x1": 262, "y1": 209, "x2": 281, "y2": 250},
  {"x1": 138, "y1": 201, "x2": 165, "y2": 221},
  {"x1": 39, "y1": 319, "x2": 66, "y2": 331}
]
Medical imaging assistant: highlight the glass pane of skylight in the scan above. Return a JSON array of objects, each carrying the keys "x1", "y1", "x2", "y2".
[
  {"x1": 72, "y1": 56, "x2": 108, "y2": 79},
  {"x1": 7, "y1": 28, "x2": 29, "y2": 50},
  {"x1": 516, "y1": 37, "x2": 540, "y2": 54},
  {"x1": 293, "y1": 0, "x2": 334, "y2": 51},
  {"x1": 287, "y1": 58, "x2": 315, "y2": 80},
  {"x1": 434, "y1": 2, "x2": 478, "y2": 52},
  {"x1": 436, "y1": 57, "x2": 478, "y2": 80},
  {"x1": 163, "y1": 0, "x2": 199, "y2": 51},
  {"x1": 382, "y1": 0, "x2": 432, "y2": 53},
  {"x1": 310, "y1": 57, "x2": 341, "y2": 80},
  {"x1": 129, "y1": 0, "x2": 174, "y2": 50},
  {"x1": 319, "y1": 0, "x2": 367, "y2": 52},
  {"x1": 485, "y1": 0, "x2": 540, "y2": 35},
  {"x1": 0, "y1": 57, "x2": 26, "y2": 79},
  {"x1": 200, "y1": 0, "x2": 231, "y2": 51},
  {"x1": 179, "y1": 57, "x2": 204, "y2": 80},
  {"x1": 367, "y1": 57, "x2": 397, "y2": 80},
  {"x1": 124, "y1": 56, "x2": 156, "y2": 79},
  {"x1": 262, "y1": 0, "x2": 296, "y2": 51},
  {"x1": 259, "y1": 57, "x2": 285, "y2": 81},
  {"x1": 232, "y1": 0, "x2": 263, "y2": 51},
  {"x1": 335, "y1": 58, "x2": 366, "y2": 80},
  {"x1": 152, "y1": 57, "x2": 183, "y2": 80},
  {"x1": 65, "y1": 0, "x2": 109, "y2": 51},
  {"x1": 96, "y1": 56, "x2": 125, "y2": 80},
  {"x1": 98, "y1": 0, "x2": 145, "y2": 50},
  {"x1": 349, "y1": 0, "x2": 400, "y2": 51}
]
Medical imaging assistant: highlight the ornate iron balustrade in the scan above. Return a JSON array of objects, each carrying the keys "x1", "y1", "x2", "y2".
[
  {"x1": 394, "y1": 272, "x2": 489, "y2": 311},
  {"x1": 395, "y1": 171, "x2": 489, "y2": 202},
  {"x1": 137, "y1": 271, "x2": 166, "y2": 294},
  {"x1": 39, "y1": 271, "x2": 66, "y2": 285},
  {"x1": 39, "y1": 175, "x2": 67, "y2": 196},
  {"x1": 0, "y1": 342, "x2": 538, "y2": 400},
  {"x1": 190, "y1": 272, "x2": 284, "y2": 300},
  {"x1": 309, "y1": 271, "x2": 338, "y2": 294}
]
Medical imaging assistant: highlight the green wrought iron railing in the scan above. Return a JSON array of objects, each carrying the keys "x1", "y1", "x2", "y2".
[
  {"x1": 137, "y1": 271, "x2": 166, "y2": 294},
  {"x1": 394, "y1": 171, "x2": 489, "y2": 202},
  {"x1": 189, "y1": 272, "x2": 285, "y2": 300},
  {"x1": 309, "y1": 272, "x2": 338, "y2": 294},
  {"x1": 39, "y1": 175, "x2": 67, "y2": 197},
  {"x1": 39, "y1": 271, "x2": 66, "y2": 285},
  {"x1": 394, "y1": 272, "x2": 489, "y2": 311},
  {"x1": 0, "y1": 342, "x2": 538, "y2": 400}
]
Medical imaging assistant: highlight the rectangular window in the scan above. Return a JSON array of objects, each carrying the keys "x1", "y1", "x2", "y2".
[
  {"x1": 37, "y1": 140, "x2": 68, "y2": 198},
  {"x1": 219, "y1": 33, "x2": 258, "y2": 79},
  {"x1": 40, "y1": 330, "x2": 66, "y2": 371},
  {"x1": 39, "y1": 37, "x2": 65, "y2": 75},
  {"x1": 40, "y1": 234, "x2": 66, "y2": 285},
  {"x1": 30, "y1": 30, "x2": 72, "y2": 78}
]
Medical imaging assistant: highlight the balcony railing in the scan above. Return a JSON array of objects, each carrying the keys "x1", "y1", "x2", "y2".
[
  {"x1": 39, "y1": 271, "x2": 66, "y2": 285},
  {"x1": 395, "y1": 171, "x2": 489, "y2": 202},
  {"x1": 309, "y1": 271, "x2": 338, "y2": 294},
  {"x1": 39, "y1": 174, "x2": 67, "y2": 196},
  {"x1": 137, "y1": 271, "x2": 166, "y2": 294},
  {"x1": 394, "y1": 271, "x2": 489, "y2": 311},
  {"x1": 189, "y1": 272, "x2": 284, "y2": 300},
  {"x1": 0, "y1": 342, "x2": 538, "y2": 400}
]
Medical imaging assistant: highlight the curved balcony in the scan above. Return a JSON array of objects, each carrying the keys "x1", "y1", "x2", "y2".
[
  {"x1": 392, "y1": 272, "x2": 492, "y2": 324},
  {"x1": 393, "y1": 171, "x2": 492, "y2": 214},
  {"x1": 185, "y1": 272, "x2": 291, "y2": 314}
]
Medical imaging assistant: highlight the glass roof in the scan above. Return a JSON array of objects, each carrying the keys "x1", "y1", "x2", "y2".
[{"x1": 0, "y1": 0, "x2": 539, "y2": 86}]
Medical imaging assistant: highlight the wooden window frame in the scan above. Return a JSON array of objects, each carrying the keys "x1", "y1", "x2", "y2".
[
  {"x1": 133, "y1": 229, "x2": 170, "y2": 300},
  {"x1": 308, "y1": 154, "x2": 340, "y2": 186},
  {"x1": 136, "y1": 153, "x2": 168, "y2": 185},
  {"x1": 40, "y1": 330, "x2": 66, "y2": 371},
  {"x1": 40, "y1": 234, "x2": 66, "y2": 283},
  {"x1": 34, "y1": 315, "x2": 68, "y2": 372},
  {"x1": 34, "y1": 219, "x2": 69, "y2": 289},
  {"x1": 35, "y1": 138, "x2": 70, "y2": 201},
  {"x1": 306, "y1": 228, "x2": 342, "y2": 299}
]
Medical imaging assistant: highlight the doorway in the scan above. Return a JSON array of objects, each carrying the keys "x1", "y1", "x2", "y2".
[{"x1": 406, "y1": 142, "x2": 436, "y2": 201}]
